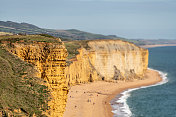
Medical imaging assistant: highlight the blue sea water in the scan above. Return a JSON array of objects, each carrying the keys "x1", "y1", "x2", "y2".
[{"x1": 112, "y1": 46, "x2": 176, "y2": 117}]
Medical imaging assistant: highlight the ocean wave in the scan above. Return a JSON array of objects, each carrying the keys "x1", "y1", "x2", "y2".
[{"x1": 111, "y1": 68, "x2": 168, "y2": 117}]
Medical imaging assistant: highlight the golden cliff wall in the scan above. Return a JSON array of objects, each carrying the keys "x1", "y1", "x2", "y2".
[
  {"x1": 65, "y1": 48, "x2": 100, "y2": 86},
  {"x1": 65, "y1": 40, "x2": 148, "y2": 86},
  {"x1": 7, "y1": 42, "x2": 68, "y2": 117},
  {"x1": 2, "y1": 39, "x2": 148, "y2": 116}
]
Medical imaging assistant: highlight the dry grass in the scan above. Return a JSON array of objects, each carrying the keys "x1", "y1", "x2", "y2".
[{"x1": 0, "y1": 32, "x2": 13, "y2": 35}]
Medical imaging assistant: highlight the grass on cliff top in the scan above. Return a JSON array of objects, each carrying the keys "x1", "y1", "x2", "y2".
[
  {"x1": 0, "y1": 32, "x2": 13, "y2": 36},
  {"x1": 0, "y1": 34, "x2": 62, "y2": 44},
  {"x1": 0, "y1": 46, "x2": 50, "y2": 116},
  {"x1": 64, "y1": 40, "x2": 90, "y2": 59}
]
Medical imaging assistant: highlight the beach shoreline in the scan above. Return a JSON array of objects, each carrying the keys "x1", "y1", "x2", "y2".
[
  {"x1": 103, "y1": 69, "x2": 163, "y2": 117},
  {"x1": 140, "y1": 44, "x2": 176, "y2": 48},
  {"x1": 63, "y1": 69, "x2": 162, "y2": 117}
]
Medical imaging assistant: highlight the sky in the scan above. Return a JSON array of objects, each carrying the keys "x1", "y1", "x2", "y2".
[{"x1": 0, "y1": 0, "x2": 176, "y2": 39}]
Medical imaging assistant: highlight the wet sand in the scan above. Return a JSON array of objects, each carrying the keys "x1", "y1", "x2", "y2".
[{"x1": 63, "y1": 69, "x2": 162, "y2": 117}]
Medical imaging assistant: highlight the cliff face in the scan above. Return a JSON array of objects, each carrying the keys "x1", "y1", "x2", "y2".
[
  {"x1": 7, "y1": 42, "x2": 68, "y2": 117},
  {"x1": 1, "y1": 38, "x2": 148, "y2": 116},
  {"x1": 65, "y1": 40, "x2": 148, "y2": 86},
  {"x1": 65, "y1": 48, "x2": 100, "y2": 86}
]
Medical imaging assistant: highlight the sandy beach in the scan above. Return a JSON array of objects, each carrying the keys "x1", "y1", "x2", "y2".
[
  {"x1": 63, "y1": 69, "x2": 162, "y2": 117},
  {"x1": 140, "y1": 44, "x2": 176, "y2": 48}
]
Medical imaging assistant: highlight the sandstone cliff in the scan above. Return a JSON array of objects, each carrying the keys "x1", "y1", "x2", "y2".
[
  {"x1": 1, "y1": 35, "x2": 148, "y2": 117},
  {"x1": 3, "y1": 41, "x2": 68, "y2": 117},
  {"x1": 65, "y1": 40, "x2": 148, "y2": 86}
]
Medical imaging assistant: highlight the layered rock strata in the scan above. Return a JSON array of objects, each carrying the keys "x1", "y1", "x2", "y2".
[
  {"x1": 65, "y1": 40, "x2": 148, "y2": 86},
  {"x1": 6, "y1": 42, "x2": 68, "y2": 117},
  {"x1": 2, "y1": 39, "x2": 148, "y2": 117}
]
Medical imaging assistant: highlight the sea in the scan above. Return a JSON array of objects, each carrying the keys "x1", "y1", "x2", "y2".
[{"x1": 111, "y1": 46, "x2": 176, "y2": 117}]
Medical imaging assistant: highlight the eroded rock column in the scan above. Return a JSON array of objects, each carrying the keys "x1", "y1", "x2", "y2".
[{"x1": 8, "y1": 42, "x2": 68, "y2": 117}]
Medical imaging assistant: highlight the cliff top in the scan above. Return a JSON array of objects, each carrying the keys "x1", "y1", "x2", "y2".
[
  {"x1": 88, "y1": 39, "x2": 145, "y2": 51},
  {"x1": 64, "y1": 39, "x2": 146, "y2": 60},
  {"x1": 64, "y1": 40, "x2": 90, "y2": 59},
  {"x1": 0, "y1": 34, "x2": 62, "y2": 44}
]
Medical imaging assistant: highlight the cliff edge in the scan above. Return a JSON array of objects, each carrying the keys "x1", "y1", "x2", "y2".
[
  {"x1": 0, "y1": 35, "x2": 68, "y2": 117},
  {"x1": 0, "y1": 35, "x2": 148, "y2": 117},
  {"x1": 65, "y1": 40, "x2": 148, "y2": 86}
]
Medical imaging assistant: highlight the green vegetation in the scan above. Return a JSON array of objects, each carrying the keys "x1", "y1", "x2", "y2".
[
  {"x1": 64, "y1": 29, "x2": 122, "y2": 40},
  {"x1": 0, "y1": 34, "x2": 62, "y2": 44},
  {"x1": 1, "y1": 21, "x2": 176, "y2": 46},
  {"x1": 38, "y1": 34, "x2": 55, "y2": 38},
  {"x1": 64, "y1": 41, "x2": 81, "y2": 59},
  {"x1": 64, "y1": 40, "x2": 90, "y2": 59},
  {"x1": 0, "y1": 46, "x2": 50, "y2": 116},
  {"x1": 0, "y1": 21, "x2": 123, "y2": 40}
]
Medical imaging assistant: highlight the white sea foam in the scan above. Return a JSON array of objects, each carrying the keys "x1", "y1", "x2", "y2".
[{"x1": 112, "y1": 68, "x2": 168, "y2": 117}]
